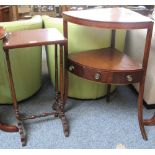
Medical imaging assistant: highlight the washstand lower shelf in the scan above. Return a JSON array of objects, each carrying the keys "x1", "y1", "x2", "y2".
[{"x1": 68, "y1": 47, "x2": 143, "y2": 84}]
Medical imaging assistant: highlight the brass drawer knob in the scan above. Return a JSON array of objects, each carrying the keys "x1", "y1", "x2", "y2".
[
  {"x1": 69, "y1": 65, "x2": 75, "y2": 71},
  {"x1": 126, "y1": 75, "x2": 133, "y2": 82},
  {"x1": 94, "y1": 73, "x2": 101, "y2": 80}
]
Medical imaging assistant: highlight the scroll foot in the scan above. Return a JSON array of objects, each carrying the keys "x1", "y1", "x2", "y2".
[{"x1": 144, "y1": 112, "x2": 155, "y2": 126}]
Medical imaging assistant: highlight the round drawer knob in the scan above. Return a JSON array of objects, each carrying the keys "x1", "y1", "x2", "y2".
[
  {"x1": 126, "y1": 75, "x2": 133, "y2": 82},
  {"x1": 94, "y1": 73, "x2": 101, "y2": 80},
  {"x1": 69, "y1": 65, "x2": 75, "y2": 71}
]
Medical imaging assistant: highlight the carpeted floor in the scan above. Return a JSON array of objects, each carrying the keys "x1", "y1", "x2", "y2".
[{"x1": 0, "y1": 55, "x2": 155, "y2": 149}]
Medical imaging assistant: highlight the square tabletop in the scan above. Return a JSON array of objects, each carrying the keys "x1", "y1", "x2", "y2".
[{"x1": 3, "y1": 28, "x2": 67, "y2": 49}]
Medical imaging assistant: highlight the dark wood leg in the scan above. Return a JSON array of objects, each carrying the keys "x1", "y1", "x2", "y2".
[
  {"x1": 106, "y1": 30, "x2": 115, "y2": 103},
  {"x1": 63, "y1": 21, "x2": 68, "y2": 107},
  {"x1": 141, "y1": 29, "x2": 155, "y2": 127},
  {"x1": 59, "y1": 45, "x2": 65, "y2": 111},
  {"x1": 58, "y1": 45, "x2": 69, "y2": 137},
  {"x1": 63, "y1": 43, "x2": 68, "y2": 109},
  {"x1": 5, "y1": 50, "x2": 26, "y2": 146},
  {"x1": 52, "y1": 44, "x2": 59, "y2": 111},
  {"x1": 106, "y1": 84, "x2": 111, "y2": 102},
  {"x1": 58, "y1": 110, "x2": 69, "y2": 137},
  {"x1": 139, "y1": 27, "x2": 153, "y2": 140},
  {"x1": 138, "y1": 81, "x2": 148, "y2": 140}
]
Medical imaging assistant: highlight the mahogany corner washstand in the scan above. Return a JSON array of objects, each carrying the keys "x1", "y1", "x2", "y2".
[
  {"x1": 1, "y1": 28, "x2": 69, "y2": 146},
  {"x1": 63, "y1": 7, "x2": 154, "y2": 140}
]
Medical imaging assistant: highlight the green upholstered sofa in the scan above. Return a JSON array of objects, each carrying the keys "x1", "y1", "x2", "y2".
[
  {"x1": 42, "y1": 15, "x2": 126, "y2": 99},
  {"x1": 0, "y1": 16, "x2": 42, "y2": 103}
]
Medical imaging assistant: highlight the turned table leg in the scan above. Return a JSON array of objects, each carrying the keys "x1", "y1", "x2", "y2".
[
  {"x1": 52, "y1": 44, "x2": 59, "y2": 111},
  {"x1": 52, "y1": 44, "x2": 69, "y2": 137},
  {"x1": 58, "y1": 45, "x2": 69, "y2": 136},
  {"x1": 4, "y1": 49, "x2": 26, "y2": 146}
]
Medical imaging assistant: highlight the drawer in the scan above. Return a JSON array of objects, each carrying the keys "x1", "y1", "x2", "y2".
[
  {"x1": 68, "y1": 59, "x2": 143, "y2": 84},
  {"x1": 111, "y1": 71, "x2": 143, "y2": 84}
]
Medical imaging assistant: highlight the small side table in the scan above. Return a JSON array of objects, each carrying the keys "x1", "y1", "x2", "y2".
[
  {"x1": 63, "y1": 8, "x2": 154, "y2": 140},
  {"x1": 1, "y1": 28, "x2": 69, "y2": 146}
]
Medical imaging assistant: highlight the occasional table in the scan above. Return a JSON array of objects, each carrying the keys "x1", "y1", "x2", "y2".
[
  {"x1": 63, "y1": 7, "x2": 154, "y2": 140},
  {"x1": 1, "y1": 28, "x2": 69, "y2": 146}
]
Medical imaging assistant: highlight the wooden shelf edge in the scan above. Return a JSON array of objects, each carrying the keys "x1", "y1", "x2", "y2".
[{"x1": 68, "y1": 47, "x2": 142, "y2": 72}]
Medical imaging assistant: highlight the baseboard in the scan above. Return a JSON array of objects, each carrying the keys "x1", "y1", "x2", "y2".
[{"x1": 128, "y1": 85, "x2": 155, "y2": 110}]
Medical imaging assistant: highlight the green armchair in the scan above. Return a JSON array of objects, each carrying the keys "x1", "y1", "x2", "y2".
[
  {"x1": 0, "y1": 15, "x2": 43, "y2": 104},
  {"x1": 42, "y1": 15, "x2": 126, "y2": 99}
]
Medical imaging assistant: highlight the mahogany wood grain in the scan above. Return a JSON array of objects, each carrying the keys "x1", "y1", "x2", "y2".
[
  {"x1": 68, "y1": 60, "x2": 143, "y2": 84},
  {"x1": 2, "y1": 28, "x2": 69, "y2": 146},
  {"x1": 63, "y1": 8, "x2": 153, "y2": 29},
  {"x1": 60, "y1": 45, "x2": 64, "y2": 110},
  {"x1": 63, "y1": 20, "x2": 69, "y2": 103},
  {"x1": 3, "y1": 28, "x2": 67, "y2": 49},
  {"x1": 52, "y1": 44, "x2": 59, "y2": 111},
  {"x1": 63, "y1": 7, "x2": 154, "y2": 140},
  {"x1": 138, "y1": 80, "x2": 148, "y2": 140},
  {"x1": 0, "y1": 6, "x2": 11, "y2": 22},
  {"x1": 68, "y1": 48, "x2": 142, "y2": 72},
  {"x1": 138, "y1": 27, "x2": 153, "y2": 140}
]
